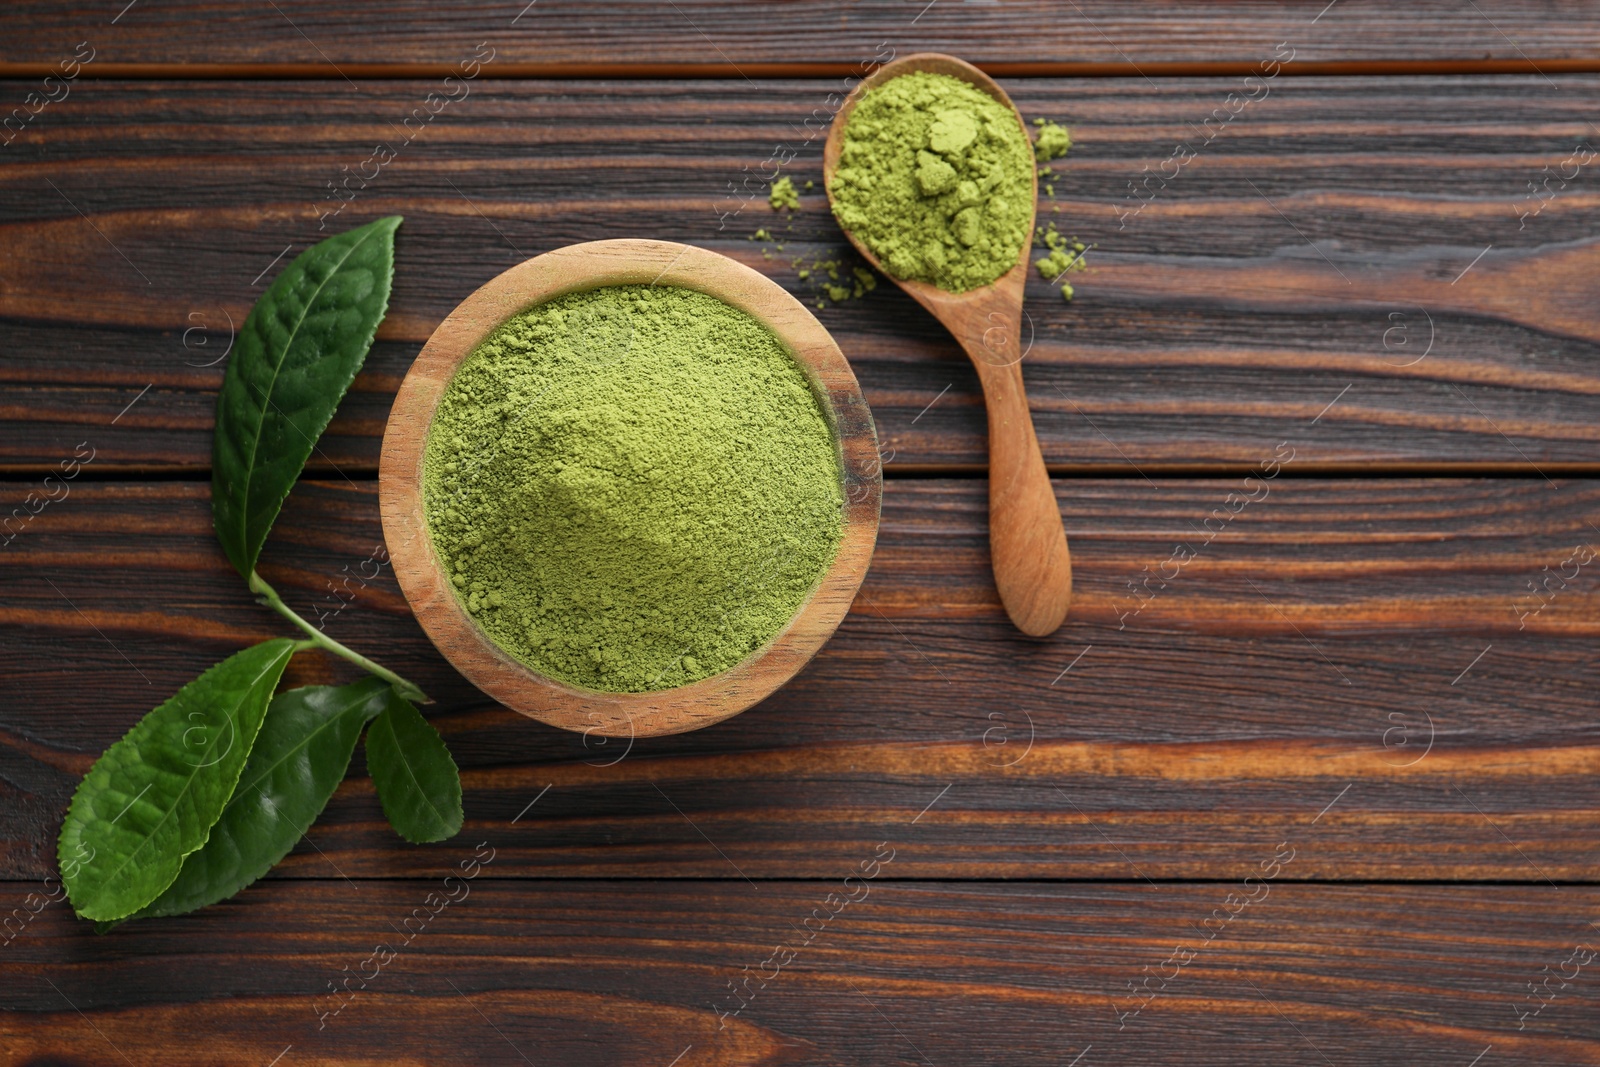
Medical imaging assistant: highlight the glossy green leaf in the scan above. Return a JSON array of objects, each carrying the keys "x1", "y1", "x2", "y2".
[
  {"x1": 58, "y1": 639, "x2": 298, "y2": 922},
  {"x1": 366, "y1": 690, "x2": 463, "y2": 844},
  {"x1": 211, "y1": 215, "x2": 401, "y2": 577},
  {"x1": 131, "y1": 676, "x2": 392, "y2": 920}
]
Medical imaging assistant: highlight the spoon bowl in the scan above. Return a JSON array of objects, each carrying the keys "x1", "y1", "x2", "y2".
[{"x1": 823, "y1": 52, "x2": 1072, "y2": 636}]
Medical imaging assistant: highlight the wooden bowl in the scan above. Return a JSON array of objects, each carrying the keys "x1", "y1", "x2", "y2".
[{"x1": 379, "y1": 239, "x2": 881, "y2": 738}]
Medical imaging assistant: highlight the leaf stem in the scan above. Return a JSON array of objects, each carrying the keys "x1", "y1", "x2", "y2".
[{"x1": 249, "y1": 571, "x2": 430, "y2": 704}]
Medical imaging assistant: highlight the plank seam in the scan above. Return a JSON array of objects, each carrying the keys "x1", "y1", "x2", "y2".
[{"x1": 3, "y1": 59, "x2": 1600, "y2": 80}]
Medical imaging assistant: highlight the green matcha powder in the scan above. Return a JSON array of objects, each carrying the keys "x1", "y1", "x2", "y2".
[
  {"x1": 829, "y1": 70, "x2": 1034, "y2": 293},
  {"x1": 423, "y1": 285, "x2": 844, "y2": 693}
]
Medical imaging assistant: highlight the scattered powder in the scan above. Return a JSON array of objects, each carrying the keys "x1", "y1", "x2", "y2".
[
  {"x1": 1034, "y1": 222, "x2": 1090, "y2": 301},
  {"x1": 829, "y1": 70, "x2": 1034, "y2": 293},
  {"x1": 1032, "y1": 118, "x2": 1071, "y2": 163},
  {"x1": 790, "y1": 254, "x2": 877, "y2": 309},
  {"x1": 1033, "y1": 119, "x2": 1072, "y2": 212},
  {"x1": 750, "y1": 169, "x2": 879, "y2": 308},
  {"x1": 769, "y1": 176, "x2": 801, "y2": 211},
  {"x1": 422, "y1": 284, "x2": 843, "y2": 693}
]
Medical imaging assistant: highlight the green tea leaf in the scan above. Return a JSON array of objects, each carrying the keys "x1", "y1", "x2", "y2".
[
  {"x1": 212, "y1": 215, "x2": 401, "y2": 577},
  {"x1": 58, "y1": 639, "x2": 298, "y2": 921},
  {"x1": 366, "y1": 690, "x2": 463, "y2": 844},
  {"x1": 131, "y1": 676, "x2": 391, "y2": 919}
]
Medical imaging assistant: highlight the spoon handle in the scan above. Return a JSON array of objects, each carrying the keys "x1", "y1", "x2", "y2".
[{"x1": 965, "y1": 347, "x2": 1073, "y2": 636}]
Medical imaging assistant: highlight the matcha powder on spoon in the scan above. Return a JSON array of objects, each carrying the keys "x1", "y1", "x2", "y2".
[
  {"x1": 830, "y1": 70, "x2": 1034, "y2": 293},
  {"x1": 422, "y1": 284, "x2": 844, "y2": 693}
]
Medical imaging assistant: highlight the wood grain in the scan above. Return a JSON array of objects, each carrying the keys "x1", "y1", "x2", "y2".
[
  {"x1": 5, "y1": 2, "x2": 1600, "y2": 70},
  {"x1": 2, "y1": 477, "x2": 1595, "y2": 881},
  {"x1": 2, "y1": 879, "x2": 1598, "y2": 1064},
  {"x1": 2, "y1": 77, "x2": 1598, "y2": 473},
  {"x1": 2, "y1": 6, "x2": 1595, "y2": 1061},
  {"x1": 823, "y1": 53, "x2": 1071, "y2": 635}
]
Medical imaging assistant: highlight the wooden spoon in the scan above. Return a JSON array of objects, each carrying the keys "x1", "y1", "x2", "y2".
[{"x1": 823, "y1": 52, "x2": 1071, "y2": 637}]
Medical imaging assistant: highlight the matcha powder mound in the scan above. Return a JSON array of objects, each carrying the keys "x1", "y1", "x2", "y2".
[
  {"x1": 422, "y1": 284, "x2": 844, "y2": 693},
  {"x1": 829, "y1": 71, "x2": 1034, "y2": 293}
]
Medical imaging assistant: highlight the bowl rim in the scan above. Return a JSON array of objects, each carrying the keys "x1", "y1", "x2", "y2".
[{"x1": 378, "y1": 239, "x2": 882, "y2": 738}]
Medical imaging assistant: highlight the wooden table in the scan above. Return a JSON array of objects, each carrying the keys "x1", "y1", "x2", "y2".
[{"x1": 3, "y1": 4, "x2": 1598, "y2": 1063}]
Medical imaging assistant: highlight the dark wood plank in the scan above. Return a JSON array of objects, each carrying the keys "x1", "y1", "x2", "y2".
[
  {"x1": 2, "y1": 477, "x2": 1596, "y2": 881},
  {"x1": 5, "y1": 2, "x2": 1600, "y2": 70},
  {"x1": 2, "y1": 879, "x2": 1598, "y2": 1064},
  {"x1": 3, "y1": 77, "x2": 1599, "y2": 473}
]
